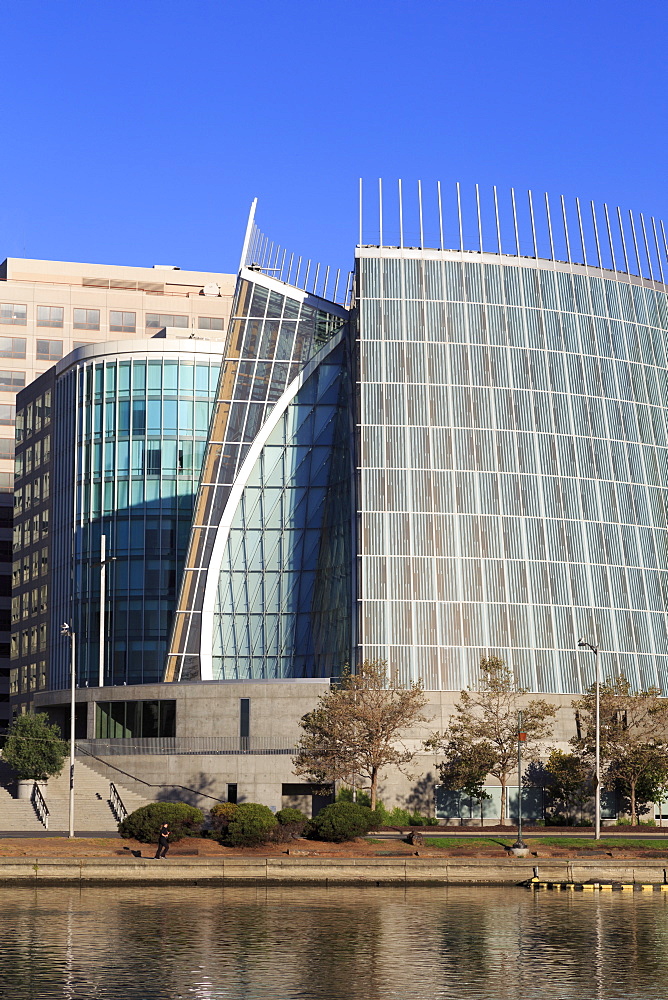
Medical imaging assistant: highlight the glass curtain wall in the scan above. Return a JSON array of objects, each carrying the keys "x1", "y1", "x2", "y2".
[
  {"x1": 356, "y1": 250, "x2": 668, "y2": 693},
  {"x1": 51, "y1": 352, "x2": 222, "y2": 688},
  {"x1": 166, "y1": 271, "x2": 348, "y2": 682},
  {"x1": 211, "y1": 339, "x2": 352, "y2": 679}
]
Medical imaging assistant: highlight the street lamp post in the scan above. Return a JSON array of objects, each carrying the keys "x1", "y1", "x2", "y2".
[
  {"x1": 513, "y1": 710, "x2": 527, "y2": 850},
  {"x1": 61, "y1": 622, "x2": 76, "y2": 839},
  {"x1": 578, "y1": 637, "x2": 600, "y2": 841}
]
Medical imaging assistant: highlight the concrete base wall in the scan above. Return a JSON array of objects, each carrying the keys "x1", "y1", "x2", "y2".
[{"x1": 39, "y1": 681, "x2": 582, "y2": 816}]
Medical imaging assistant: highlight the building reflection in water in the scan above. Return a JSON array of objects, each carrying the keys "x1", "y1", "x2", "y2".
[{"x1": 1, "y1": 885, "x2": 668, "y2": 999}]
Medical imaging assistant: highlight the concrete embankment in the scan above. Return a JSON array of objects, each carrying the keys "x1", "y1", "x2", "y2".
[{"x1": 1, "y1": 856, "x2": 668, "y2": 886}]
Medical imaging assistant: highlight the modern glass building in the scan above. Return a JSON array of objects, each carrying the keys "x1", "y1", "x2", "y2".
[
  {"x1": 13, "y1": 182, "x2": 668, "y2": 713},
  {"x1": 11, "y1": 336, "x2": 224, "y2": 708},
  {"x1": 165, "y1": 184, "x2": 668, "y2": 696}
]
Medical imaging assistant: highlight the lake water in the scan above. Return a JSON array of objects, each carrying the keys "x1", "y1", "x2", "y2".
[{"x1": 2, "y1": 884, "x2": 668, "y2": 999}]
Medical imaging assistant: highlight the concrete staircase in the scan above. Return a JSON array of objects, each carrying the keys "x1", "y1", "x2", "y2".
[{"x1": 0, "y1": 757, "x2": 153, "y2": 833}]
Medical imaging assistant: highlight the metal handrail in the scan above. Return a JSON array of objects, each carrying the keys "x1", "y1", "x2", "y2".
[
  {"x1": 109, "y1": 782, "x2": 127, "y2": 822},
  {"x1": 76, "y1": 737, "x2": 297, "y2": 756},
  {"x1": 31, "y1": 782, "x2": 49, "y2": 829}
]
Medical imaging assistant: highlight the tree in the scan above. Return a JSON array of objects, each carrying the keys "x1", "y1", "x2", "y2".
[
  {"x1": 432, "y1": 740, "x2": 496, "y2": 825},
  {"x1": 571, "y1": 675, "x2": 668, "y2": 825},
  {"x1": 292, "y1": 659, "x2": 429, "y2": 809},
  {"x1": 3, "y1": 712, "x2": 68, "y2": 782},
  {"x1": 544, "y1": 749, "x2": 593, "y2": 825},
  {"x1": 428, "y1": 656, "x2": 556, "y2": 825}
]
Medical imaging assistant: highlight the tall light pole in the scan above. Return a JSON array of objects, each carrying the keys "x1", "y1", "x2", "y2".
[
  {"x1": 61, "y1": 622, "x2": 76, "y2": 838},
  {"x1": 578, "y1": 637, "x2": 600, "y2": 840}
]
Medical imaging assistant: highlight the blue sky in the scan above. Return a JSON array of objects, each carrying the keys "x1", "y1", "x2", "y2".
[{"x1": 1, "y1": 0, "x2": 666, "y2": 277}]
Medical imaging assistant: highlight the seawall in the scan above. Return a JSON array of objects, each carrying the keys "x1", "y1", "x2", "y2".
[{"x1": 1, "y1": 856, "x2": 668, "y2": 886}]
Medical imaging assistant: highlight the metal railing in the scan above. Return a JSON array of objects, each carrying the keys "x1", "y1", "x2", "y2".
[
  {"x1": 109, "y1": 782, "x2": 127, "y2": 822},
  {"x1": 76, "y1": 737, "x2": 297, "y2": 756},
  {"x1": 31, "y1": 782, "x2": 49, "y2": 829}
]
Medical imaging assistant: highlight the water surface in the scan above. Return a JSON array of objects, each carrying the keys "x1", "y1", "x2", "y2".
[{"x1": 2, "y1": 884, "x2": 667, "y2": 999}]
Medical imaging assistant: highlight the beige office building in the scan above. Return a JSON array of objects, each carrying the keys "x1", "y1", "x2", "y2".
[{"x1": 0, "y1": 256, "x2": 236, "y2": 726}]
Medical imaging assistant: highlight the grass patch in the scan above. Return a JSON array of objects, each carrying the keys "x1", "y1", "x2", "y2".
[{"x1": 405, "y1": 836, "x2": 668, "y2": 851}]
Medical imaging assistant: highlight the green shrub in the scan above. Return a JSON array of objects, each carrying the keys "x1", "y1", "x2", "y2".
[
  {"x1": 337, "y1": 787, "x2": 372, "y2": 808},
  {"x1": 275, "y1": 807, "x2": 307, "y2": 842},
  {"x1": 3, "y1": 712, "x2": 68, "y2": 781},
  {"x1": 119, "y1": 802, "x2": 204, "y2": 842},
  {"x1": 226, "y1": 803, "x2": 278, "y2": 846},
  {"x1": 209, "y1": 802, "x2": 239, "y2": 836},
  {"x1": 307, "y1": 802, "x2": 379, "y2": 842}
]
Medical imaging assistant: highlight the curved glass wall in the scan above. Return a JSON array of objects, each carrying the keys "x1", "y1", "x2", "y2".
[
  {"x1": 165, "y1": 270, "x2": 348, "y2": 682},
  {"x1": 356, "y1": 250, "x2": 668, "y2": 693},
  {"x1": 51, "y1": 350, "x2": 222, "y2": 688},
  {"x1": 211, "y1": 339, "x2": 351, "y2": 679}
]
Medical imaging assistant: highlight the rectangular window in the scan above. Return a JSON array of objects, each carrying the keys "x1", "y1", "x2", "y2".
[
  {"x1": 0, "y1": 303, "x2": 27, "y2": 325},
  {"x1": 36, "y1": 340, "x2": 63, "y2": 361},
  {"x1": 42, "y1": 472, "x2": 49, "y2": 498},
  {"x1": 240, "y1": 698, "x2": 250, "y2": 743},
  {"x1": 0, "y1": 371, "x2": 25, "y2": 390},
  {"x1": 198, "y1": 316, "x2": 224, "y2": 331},
  {"x1": 146, "y1": 314, "x2": 188, "y2": 329},
  {"x1": 36, "y1": 306, "x2": 64, "y2": 328},
  {"x1": 0, "y1": 337, "x2": 26, "y2": 358},
  {"x1": 227, "y1": 783, "x2": 238, "y2": 804},
  {"x1": 0, "y1": 439, "x2": 14, "y2": 460},
  {"x1": 43, "y1": 435, "x2": 50, "y2": 463},
  {"x1": 73, "y1": 308, "x2": 100, "y2": 330},
  {"x1": 110, "y1": 311, "x2": 136, "y2": 333},
  {"x1": 41, "y1": 547, "x2": 48, "y2": 574},
  {"x1": 39, "y1": 623, "x2": 47, "y2": 650},
  {"x1": 40, "y1": 586, "x2": 47, "y2": 613},
  {"x1": 95, "y1": 700, "x2": 176, "y2": 738},
  {"x1": 43, "y1": 391, "x2": 51, "y2": 425},
  {"x1": 0, "y1": 403, "x2": 16, "y2": 425}
]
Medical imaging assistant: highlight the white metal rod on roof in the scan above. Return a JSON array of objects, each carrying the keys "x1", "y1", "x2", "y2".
[
  {"x1": 437, "y1": 181, "x2": 444, "y2": 251},
  {"x1": 561, "y1": 195, "x2": 572, "y2": 263},
  {"x1": 286, "y1": 252, "x2": 295, "y2": 285},
  {"x1": 591, "y1": 202, "x2": 602, "y2": 268},
  {"x1": 333, "y1": 268, "x2": 340, "y2": 302},
  {"x1": 359, "y1": 178, "x2": 363, "y2": 246},
  {"x1": 651, "y1": 218, "x2": 665, "y2": 284},
  {"x1": 303, "y1": 260, "x2": 311, "y2": 290},
  {"x1": 639, "y1": 214, "x2": 654, "y2": 281},
  {"x1": 418, "y1": 180, "x2": 424, "y2": 249},
  {"x1": 545, "y1": 192, "x2": 555, "y2": 260},
  {"x1": 279, "y1": 248, "x2": 287, "y2": 281},
  {"x1": 528, "y1": 190, "x2": 538, "y2": 258},
  {"x1": 323, "y1": 264, "x2": 330, "y2": 300},
  {"x1": 494, "y1": 185, "x2": 502, "y2": 255},
  {"x1": 617, "y1": 207, "x2": 630, "y2": 274},
  {"x1": 575, "y1": 198, "x2": 587, "y2": 266},
  {"x1": 603, "y1": 204, "x2": 617, "y2": 272},
  {"x1": 378, "y1": 178, "x2": 383, "y2": 248},
  {"x1": 628, "y1": 210, "x2": 643, "y2": 278},
  {"x1": 295, "y1": 256, "x2": 302, "y2": 286},
  {"x1": 660, "y1": 220, "x2": 668, "y2": 263},
  {"x1": 398, "y1": 179, "x2": 404, "y2": 249},
  {"x1": 511, "y1": 188, "x2": 520, "y2": 256},
  {"x1": 313, "y1": 262, "x2": 320, "y2": 295},
  {"x1": 456, "y1": 182, "x2": 463, "y2": 252},
  {"x1": 475, "y1": 183, "x2": 483, "y2": 253}
]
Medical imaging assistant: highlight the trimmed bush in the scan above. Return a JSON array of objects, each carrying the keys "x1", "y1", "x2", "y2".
[
  {"x1": 307, "y1": 802, "x2": 379, "y2": 842},
  {"x1": 275, "y1": 807, "x2": 307, "y2": 842},
  {"x1": 226, "y1": 803, "x2": 278, "y2": 846},
  {"x1": 119, "y1": 802, "x2": 204, "y2": 842},
  {"x1": 209, "y1": 802, "x2": 239, "y2": 836}
]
